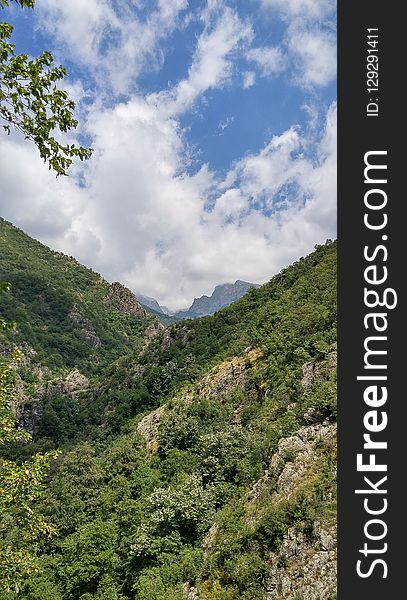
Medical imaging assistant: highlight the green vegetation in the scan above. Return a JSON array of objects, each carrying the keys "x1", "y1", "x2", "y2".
[
  {"x1": 0, "y1": 225, "x2": 337, "y2": 598},
  {"x1": 0, "y1": 218, "x2": 156, "y2": 375},
  {"x1": 1, "y1": 0, "x2": 92, "y2": 175},
  {"x1": 139, "y1": 304, "x2": 178, "y2": 327},
  {"x1": 0, "y1": 291, "x2": 59, "y2": 595}
]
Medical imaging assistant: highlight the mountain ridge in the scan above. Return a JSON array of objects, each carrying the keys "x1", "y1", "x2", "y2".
[
  {"x1": 0, "y1": 217, "x2": 159, "y2": 374},
  {"x1": 175, "y1": 279, "x2": 260, "y2": 319},
  {"x1": 136, "y1": 294, "x2": 172, "y2": 316},
  {"x1": 138, "y1": 280, "x2": 261, "y2": 321}
]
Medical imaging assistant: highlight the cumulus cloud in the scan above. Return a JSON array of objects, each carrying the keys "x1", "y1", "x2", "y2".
[
  {"x1": 261, "y1": 0, "x2": 334, "y2": 20},
  {"x1": 242, "y1": 70, "x2": 256, "y2": 88},
  {"x1": 287, "y1": 26, "x2": 336, "y2": 88},
  {"x1": 0, "y1": 98, "x2": 336, "y2": 310},
  {"x1": 149, "y1": 6, "x2": 253, "y2": 116},
  {"x1": 0, "y1": 134, "x2": 85, "y2": 242},
  {"x1": 36, "y1": 0, "x2": 188, "y2": 94},
  {"x1": 259, "y1": 0, "x2": 336, "y2": 89},
  {"x1": 247, "y1": 46, "x2": 287, "y2": 77},
  {"x1": 0, "y1": 2, "x2": 337, "y2": 310}
]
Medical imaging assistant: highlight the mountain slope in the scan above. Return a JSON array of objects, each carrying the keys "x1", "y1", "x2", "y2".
[
  {"x1": 137, "y1": 298, "x2": 178, "y2": 326},
  {"x1": 12, "y1": 240, "x2": 335, "y2": 448},
  {"x1": 176, "y1": 280, "x2": 260, "y2": 319},
  {"x1": 0, "y1": 218, "x2": 159, "y2": 374},
  {"x1": 2, "y1": 238, "x2": 337, "y2": 599}
]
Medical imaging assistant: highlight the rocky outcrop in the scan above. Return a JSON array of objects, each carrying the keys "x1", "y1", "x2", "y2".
[
  {"x1": 202, "y1": 523, "x2": 219, "y2": 558},
  {"x1": 264, "y1": 522, "x2": 337, "y2": 599},
  {"x1": 196, "y1": 348, "x2": 261, "y2": 402},
  {"x1": 137, "y1": 406, "x2": 166, "y2": 453},
  {"x1": 136, "y1": 348, "x2": 261, "y2": 454},
  {"x1": 45, "y1": 368, "x2": 89, "y2": 398},
  {"x1": 248, "y1": 422, "x2": 336, "y2": 504},
  {"x1": 15, "y1": 396, "x2": 42, "y2": 434},
  {"x1": 143, "y1": 321, "x2": 164, "y2": 343},
  {"x1": 245, "y1": 422, "x2": 337, "y2": 599},
  {"x1": 69, "y1": 306, "x2": 101, "y2": 347},
  {"x1": 106, "y1": 282, "x2": 148, "y2": 317},
  {"x1": 15, "y1": 369, "x2": 90, "y2": 435},
  {"x1": 301, "y1": 350, "x2": 337, "y2": 389},
  {"x1": 271, "y1": 423, "x2": 336, "y2": 502},
  {"x1": 161, "y1": 329, "x2": 173, "y2": 350},
  {"x1": 183, "y1": 422, "x2": 337, "y2": 600}
]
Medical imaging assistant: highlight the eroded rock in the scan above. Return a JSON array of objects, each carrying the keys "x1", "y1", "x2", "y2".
[
  {"x1": 301, "y1": 350, "x2": 337, "y2": 389},
  {"x1": 105, "y1": 282, "x2": 148, "y2": 317},
  {"x1": 137, "y1": 406, "x2": 166, "y2": 453}
]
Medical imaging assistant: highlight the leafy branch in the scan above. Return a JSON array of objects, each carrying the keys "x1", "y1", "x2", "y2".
[{"x1": 0, "y1": 1, "x2": 92, "y2": 175}]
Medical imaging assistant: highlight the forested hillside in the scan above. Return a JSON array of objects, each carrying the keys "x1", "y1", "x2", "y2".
[
  {"x1": 0, "y1": 218, "x2": 159, "y2": 374},
  {"x1": 0, "y1": 231, "x2": 337, "y2": 599}
]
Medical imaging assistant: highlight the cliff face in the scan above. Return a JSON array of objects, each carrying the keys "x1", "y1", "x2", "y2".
[
  {"x1": 249, "y1": 422, "x2": 337, "y2": 600},
  {"x1": 176, "y1": 280, "x2": 260, "y2": 319},
  {"x1": 106, "y1": 283, "x2": 148, "y2": 318}
]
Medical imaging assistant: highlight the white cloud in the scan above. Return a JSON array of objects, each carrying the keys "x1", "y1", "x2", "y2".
[
  {"x1": 37, "y1": 0, "x2": 188, "y2": 94},
  {"x1": 0, "y1": 100, "x2": 336, "y2": 311},
  {"x1": 247, "y1": 46, "x2": 287, "y2": 77},
  {"x1": 149, "y1": 6, "x2": 253, "y2": 116},
  {"x1": 242, "y1": 71, "x2": 256, "y2": 88},
  {"x1": 261, "y1": 0, "x2": 334, "y2": 20},
  {"x1": 288, "y1": 26, "x2": 336, "y2": 88},
  {"x1": 229, "y1": 127, "x2": 308, "y2": 203},
  {"x1": 0, "y1": 3, "x2": 337, "y2": 311},
  {"x1": 260, "y1": 0, "x2": 336, "y2": 89},
  {"x1": 0, "y1": 134, "x2": 86, "y2": 242}
]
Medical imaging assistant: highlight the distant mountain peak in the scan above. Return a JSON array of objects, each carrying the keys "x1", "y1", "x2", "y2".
[
  {"x1": 175, "y1": 280, "x2": 260, "y2": 319},
  {"x1": 136, "y1": 294, "x2": 172, "y2": 316}
]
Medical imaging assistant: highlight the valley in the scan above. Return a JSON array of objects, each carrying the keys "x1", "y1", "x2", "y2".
[{"x1": 0, "y1": 219, "x2": 337, "y2": 599}]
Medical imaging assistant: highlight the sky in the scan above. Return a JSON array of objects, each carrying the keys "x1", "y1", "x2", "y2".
[{"x1": 0, "y1": 0, "x2": 337, "y2": 311}]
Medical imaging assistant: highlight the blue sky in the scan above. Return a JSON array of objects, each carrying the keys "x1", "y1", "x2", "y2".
[{"x1": 0, "y1": 0, "x2": 337, "y2": 310}]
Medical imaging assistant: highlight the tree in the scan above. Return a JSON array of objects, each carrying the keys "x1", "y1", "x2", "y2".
[
  {"x1": 0, "y1": 0, "x2": 92, "y2": 175},
  {"x1": 0, "y1": 285, "x2": 60, "y2": 595}
]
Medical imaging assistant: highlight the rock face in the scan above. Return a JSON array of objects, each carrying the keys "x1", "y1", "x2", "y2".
[
  {"x1": 17, "y1": 398, "x2": 43, "y2": 435},
  {"x1": 196, "y1": 348, "x2": 261, "y2": 402},
  {"x1": 16, "y1": 368, "x2": 89, "y2": 435},
  {"x1": 137, "y1": 406, "x2": 166, "y2": 453},
  {"x1": 181, "y1": 420, "x2": 337, "y2": 600},
  {"x1": 301, "y1": 350, "x2": 337, "y2": 389},
  {"x1": 271, "y1": 423, "x2": 336, "y2": 502},
  {"x1": 176, "y1": 280, "x2": 260, "y2": 319},
  {"x1": 264, "y1": 522, "x2": 337, "y2": 600},
  {"x1": 106, "y1": 282, "x2": 148, "y2": 317},
  {"x1": 69, "y1": 305, "x2": 102, "y2": 347},
  {"x1": 45, "y1": 368, "x2": 89, "y2": 398},
  {"x1": 248, "y1": 422, "x2": 337, "y2": 600},
  {"x1": 136, "y1": 348, "x2": 260, "y2": 454},
  {"x1": 143, "y1": 321, "x2": 164, "y2": 343}
]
